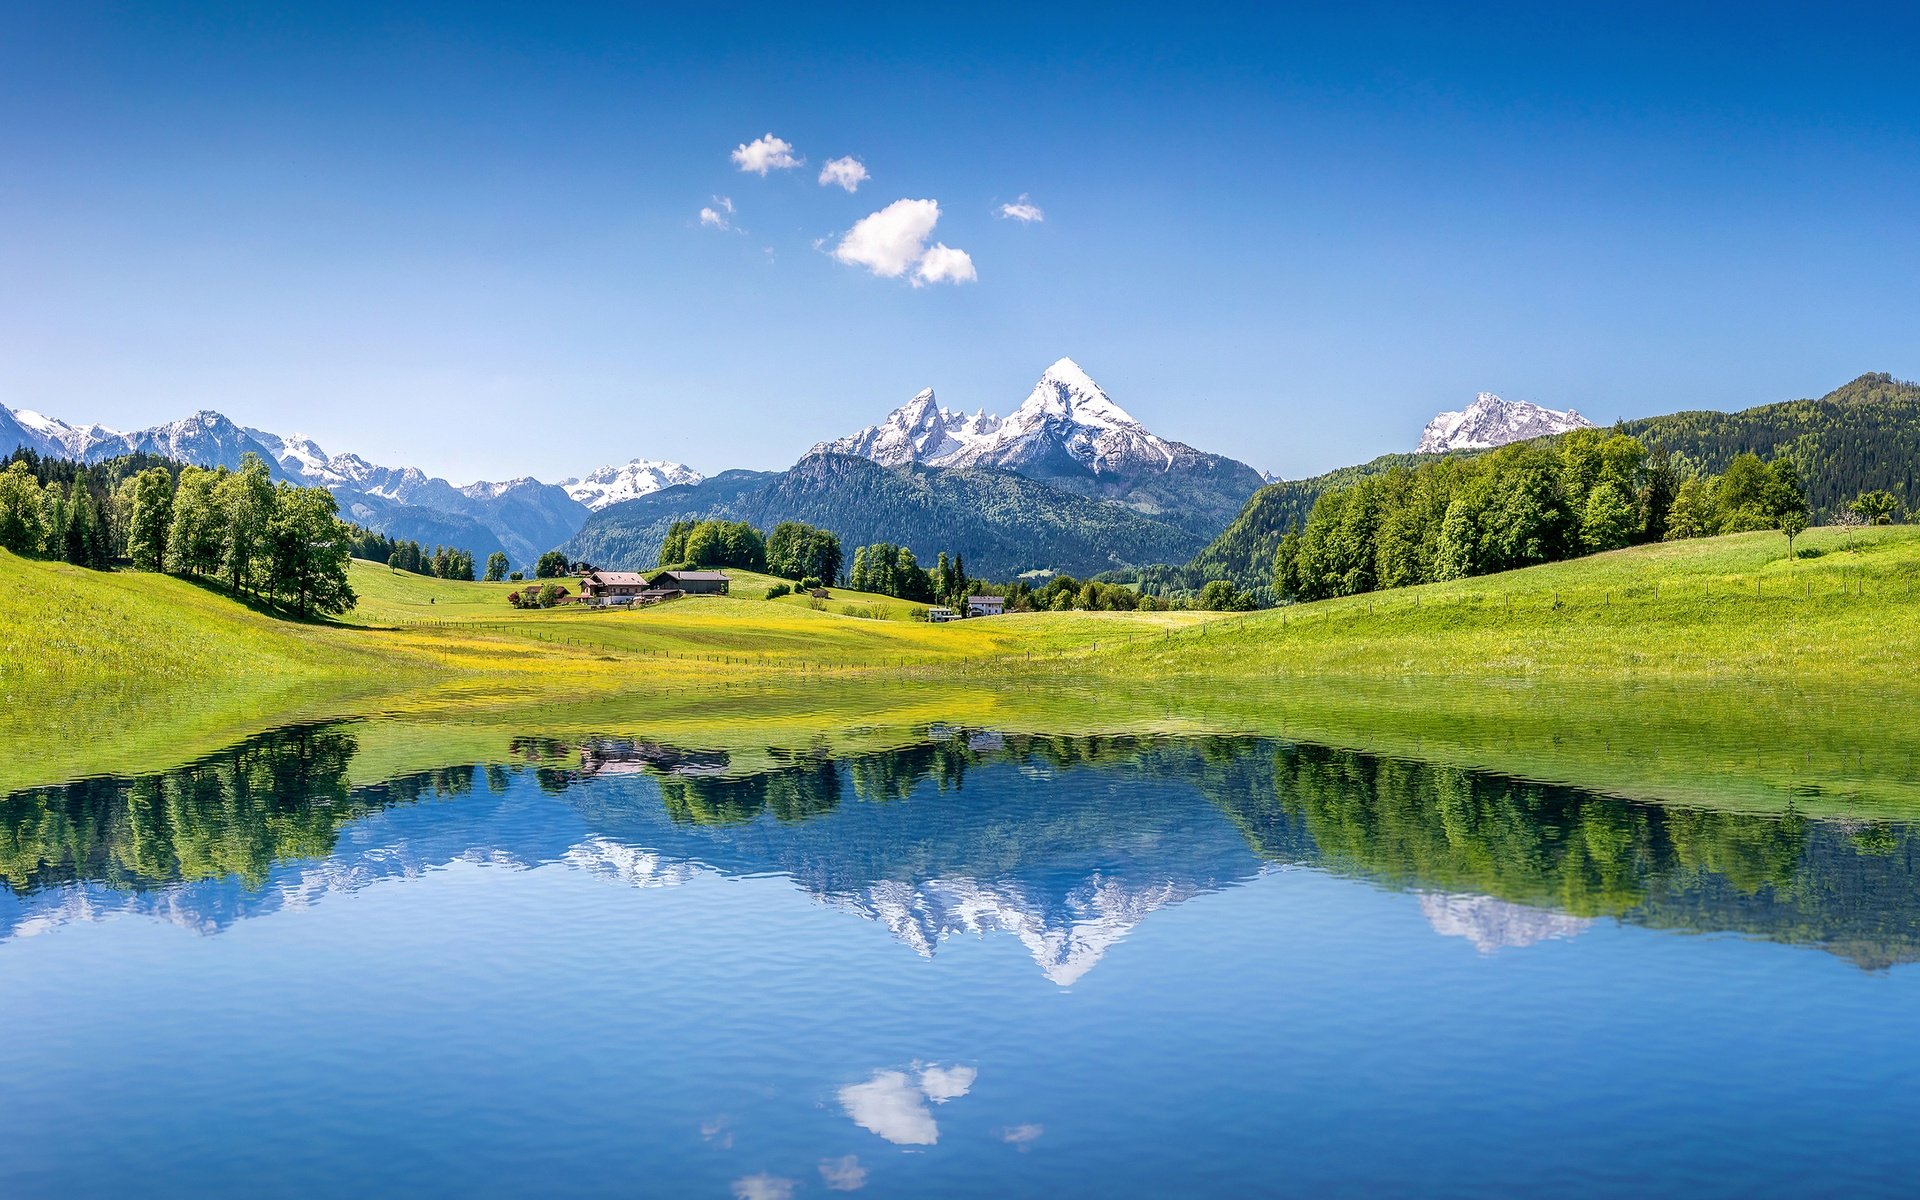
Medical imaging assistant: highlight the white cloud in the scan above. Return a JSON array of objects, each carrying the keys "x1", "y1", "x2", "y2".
[
  {"x1": 997, "y1": 194, "x2": 1045, "y2": 223},
  {"x1": 818, "y1": 156, "x2": 869, "y2": 192},
  {"x1": 834, "y1": 199, "x2": 940, "y2": 277},
  {"x1": 731, "y1": 1174, "x2": 794, "y2": 1200},
  {"x1": 839, "y1": 1069, "x2": 939, "y2": 1145},
  {"x1": 732, "y1": 133, "x2": 802, "y2": 174},
  {"x1": 832, "y1": 199, "x2": 976, "y2": 286},
  {"x1": 918, "y1": 1064, "x2": 977, "y2": 1102},
  {"x1": 700, "y1": 196, "x2": 736, "y2": 230},
  {"x1": 819, "y1": 1156, "x2": 868, "y2": 1191},
  {"x1": 913, "y1": 243, "x2": 976, "y2": 287},
  {"x1": 1002, "y1": 1123, "x2": 1045, "y2": 1149}
]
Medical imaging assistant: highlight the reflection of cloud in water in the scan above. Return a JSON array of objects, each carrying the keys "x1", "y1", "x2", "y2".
[
  {"x1": 839, "y1": 1062, "x2": 975, "y2": 1145},
  {"x1": 1002, "y1": 1123, "x2": 1044, "y2": 1149},
  {"x1": 700, "y1": 1115, "x2": 733, "y2": 1149},
  {"x1": 840, "y1": 1070, "x2": 938, "y2": 1145},
  {"x1": 918, "y1": 1064, "x2": 976, "y2": 1103},
  {"x1": 1419, "y1": 892, "x2": 1594, "y2": 954},
  {"x1": 818, "y1": 1155, "x2": 868, "y2": 1190},
  {"x1": 731, "y1": 1173, "x2": 794, "y2": 1200}
]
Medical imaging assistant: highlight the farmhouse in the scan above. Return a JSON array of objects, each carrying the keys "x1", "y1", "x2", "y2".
[
  {"x1": 927, "y1": 606, "x2": 960, "y2": 623},
  {"x1": 647, "y1": 569, "x2": 731, "y2": 595},
  {"x1": 966, "y1": 594, "x2": 1005, "y2": 617},
  {"x1": 577, "y1": 570, "x2": 650, "y2": 601}
]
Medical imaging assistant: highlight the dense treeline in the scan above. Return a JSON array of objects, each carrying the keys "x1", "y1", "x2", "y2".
[
  {"x1": 1621, "y1": 372, "x2": 1920, "y2": 518},
  {"x1": 766, "y1": 521, "x2": 843, "y2": 585},
  {"x1": 847, "y1": 542, "x2": 980, "y2": 606},
  {"x1": 657, "y1": 518, "x2": 767, "y2": 571},
  {"x1": 1272, "y1": 430, "x2": 1810, "y2": 601},
  {"x1": 0, "y1": 451, "x2": 357, "y2": 616},
  {"x1": 347, "y1": 527, "x2": 478, "y2": 581}
]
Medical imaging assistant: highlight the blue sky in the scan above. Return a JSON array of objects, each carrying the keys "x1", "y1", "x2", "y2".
[{"x1": 3, "y1": 2, "x2": 1917, "y2": 484}]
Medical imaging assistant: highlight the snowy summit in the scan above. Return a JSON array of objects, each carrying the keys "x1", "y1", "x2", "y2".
[
  {"x1": 560, "y1": 459, "x2": 706, "y2": 510},
  {"x1": 1417, "y1": 392, "x2": 1594, "y2": 453}
]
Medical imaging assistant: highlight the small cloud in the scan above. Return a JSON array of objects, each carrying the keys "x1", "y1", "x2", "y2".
[
  {"x1": 997, "y1": 194, "x2": 1044, "y2": 223},
  {"x1": 918, "y1": 1064, "x2": 977, "y2": 1103},
  {"x1": 700, "y1": 1116, "x2": 734, "y2": 1149},
  {"x1": 1002, "y1": 1123, "x2": 1045, "y2": 1150},
  {"x1": 914, "y1": 244, "x2": 976, "y2": 287},
  {"x1": 819, "y1": 1156, "x2": 868, "y2": 1191},
  {"x1": 731, "y1": 1174, "x2": 795, "y2": 1200},
  {"x1": 840, "y1": 1069, "x2": 939, "y2": 1145},
  {"x1": 699, "y1": 207, "x2": 730, "y2": 230},
  {"x1": 732, "y1": 133, "x2": 802, "y2": 174},
  {"x1": 819, "y1": 156, "x2": 869, "y2": 192}
]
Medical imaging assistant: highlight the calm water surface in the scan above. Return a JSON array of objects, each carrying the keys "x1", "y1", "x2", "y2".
[{"x1": 3, "y1": 722, "x2": 1918, "y2": 1197}]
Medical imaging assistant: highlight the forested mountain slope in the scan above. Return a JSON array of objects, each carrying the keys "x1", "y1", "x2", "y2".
[
  {"x1": 1176, "y1": 372, "x2": 1920, "y2": 591},
  {"x1": 561, "y1": 453, "x2": 1207, "y2": 578}
]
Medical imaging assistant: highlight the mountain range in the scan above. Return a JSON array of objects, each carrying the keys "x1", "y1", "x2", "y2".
[{"x1": 1, "y1": 357, "x2": 1265, "y2": 575}]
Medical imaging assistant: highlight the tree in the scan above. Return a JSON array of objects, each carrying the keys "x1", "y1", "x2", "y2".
[
  {"x1": 166, "y1": 466, "x2": 227, "y2": 577},
  {"x1": 0, "y1": 461, "x2": 47, "y2": 555},
  {"x1": 535, "y1": 550, "x2": 570, "y2": 578},
  {"x1": 484, "y1": 551, "x2": 509, "y2": 582},
  {"x1": 125, "y1": 467, "x2": 175, "y2": 571},
  {"x1": 1850, "y1": 489, "x2": 1899, "y2": 526},
  {"x1": 1779, "y1": 505, "x2": 1809, "y2": 559},
  {"x1": 61, "y1": 479, "x2": 110, "y2": 569},
  {"x1": 265, "y1": 484, "x2": 357, "y2": 617},
  {"x1": 1579, "y1": 483, "x2": 1638, "y2": 553},
  {"x1": 1832, "y1": 507, "x2": 1861, "y2": 552},
  {"x1": 1197, "y1": 579, "x2": 1254, "y2": 611},
  {"x1": 215, "y1": 453, "x2": 276, "y2": 595}
]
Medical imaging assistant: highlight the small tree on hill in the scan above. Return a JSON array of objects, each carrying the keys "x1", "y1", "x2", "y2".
[
  {"x1": 484, "y1": 551, "x2": 510, "y2": 582},
  {"x1": 1778, "y1": 506, "x2": 1809, "y2": 560},
  {"x1": 535, "y1": 550, "x2": 570, "y2": 578}
]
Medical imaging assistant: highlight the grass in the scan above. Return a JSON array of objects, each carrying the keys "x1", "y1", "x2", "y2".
[{"x1": 6, "y1": 525, "x2": 1920, "y2": 811}]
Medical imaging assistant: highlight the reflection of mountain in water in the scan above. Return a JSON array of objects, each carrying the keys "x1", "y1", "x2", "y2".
[{"x1": 3, "y1": 727, "x2": 1919, "y2": 975}]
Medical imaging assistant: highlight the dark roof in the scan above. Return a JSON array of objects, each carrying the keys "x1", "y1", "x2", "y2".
[{"x1": 658, "y1": 570, "x2": 730, "y2": 581}]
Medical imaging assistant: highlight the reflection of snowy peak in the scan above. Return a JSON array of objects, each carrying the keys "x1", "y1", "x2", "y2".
[
  {"x1": 558, "y1": 460, "x2": 706, "y2": 510},
  {"x1": 1418, "y1": 891, "x2": 1594, "y2": 953},
  {"x1": 835, "y1": 872, "x2": 1205, "y2": 987},
  {"x1": 1417, "y1": 392, "x2": 1593, "y2": 453}
]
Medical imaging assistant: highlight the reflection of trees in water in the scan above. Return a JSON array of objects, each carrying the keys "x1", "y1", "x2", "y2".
[
  {"x1": 5, "y1": 724, "x2": 1919, "y2": 967},
  {"x1": 1210, "y1": 743, "x2": 1920, "y2": 968}
]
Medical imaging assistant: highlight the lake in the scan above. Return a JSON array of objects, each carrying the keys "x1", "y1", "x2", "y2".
[{"x1": 3, "y1": 716, "x2": 1918, "y2": 1196}]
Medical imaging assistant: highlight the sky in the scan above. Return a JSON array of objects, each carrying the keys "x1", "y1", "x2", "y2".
[{"x1": 2, "y1": 1, "x2": 1918, "y2": 485}]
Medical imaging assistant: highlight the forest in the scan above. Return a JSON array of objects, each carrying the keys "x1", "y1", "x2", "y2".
[
  {"x1": 1272, "y1": 430, "x2": 1816, "y2": 601},
  {"x1": 0, "y1": 450, "x2": 359, "y2": 617}
]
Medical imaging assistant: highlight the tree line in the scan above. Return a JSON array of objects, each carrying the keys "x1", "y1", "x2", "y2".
[
  {"x1": 1271, "y1": 429, "x2": 1821, "y2": 602},
  {"x1": 348, "y1": 528, "x2": 487, "y2": 582},
  {"x1": 0, "y1": 450, "x2": 357, "y2": 617}
]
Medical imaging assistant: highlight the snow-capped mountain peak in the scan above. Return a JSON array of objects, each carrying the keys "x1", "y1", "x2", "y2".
[
  {"x1": 1017, "y1": 357, "x2": 1141, "y2": 431},
  {"x1": 560, "y1": 459, "x2": 705, "y2": 510},
  {"x1": 1417, "y1": 392, "x2": 1594, "y2": 454},
  {"x1": 811, "y1": 386, "x2": 1003, "y2": 468}
]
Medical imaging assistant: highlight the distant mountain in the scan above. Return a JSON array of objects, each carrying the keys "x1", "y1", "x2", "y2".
[
  {"x1": 559, "y1": 459, "x2": 706, "y2": 511},
  {"x1": 0, "y1": 402, "x2": 590, "y2": 569},
  {"x1": 816, "y1": 359, "x2": 1266, "y2": 537},
  {"x1": 1418, "y1": 392, "x2": 1593, "y2": 453},
  {"x1": 561, "y1": 452, "x2": 1208, "y2": 579}
]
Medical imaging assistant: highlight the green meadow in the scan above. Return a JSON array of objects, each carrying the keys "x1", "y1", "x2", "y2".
[{"x1": 5, "y1": 524, "x2": 1918, "y2": 810}]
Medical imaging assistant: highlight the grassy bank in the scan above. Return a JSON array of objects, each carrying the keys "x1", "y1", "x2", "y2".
[{"x1": 6, "y1": 526, "x2": 1919, "y2": 807}]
